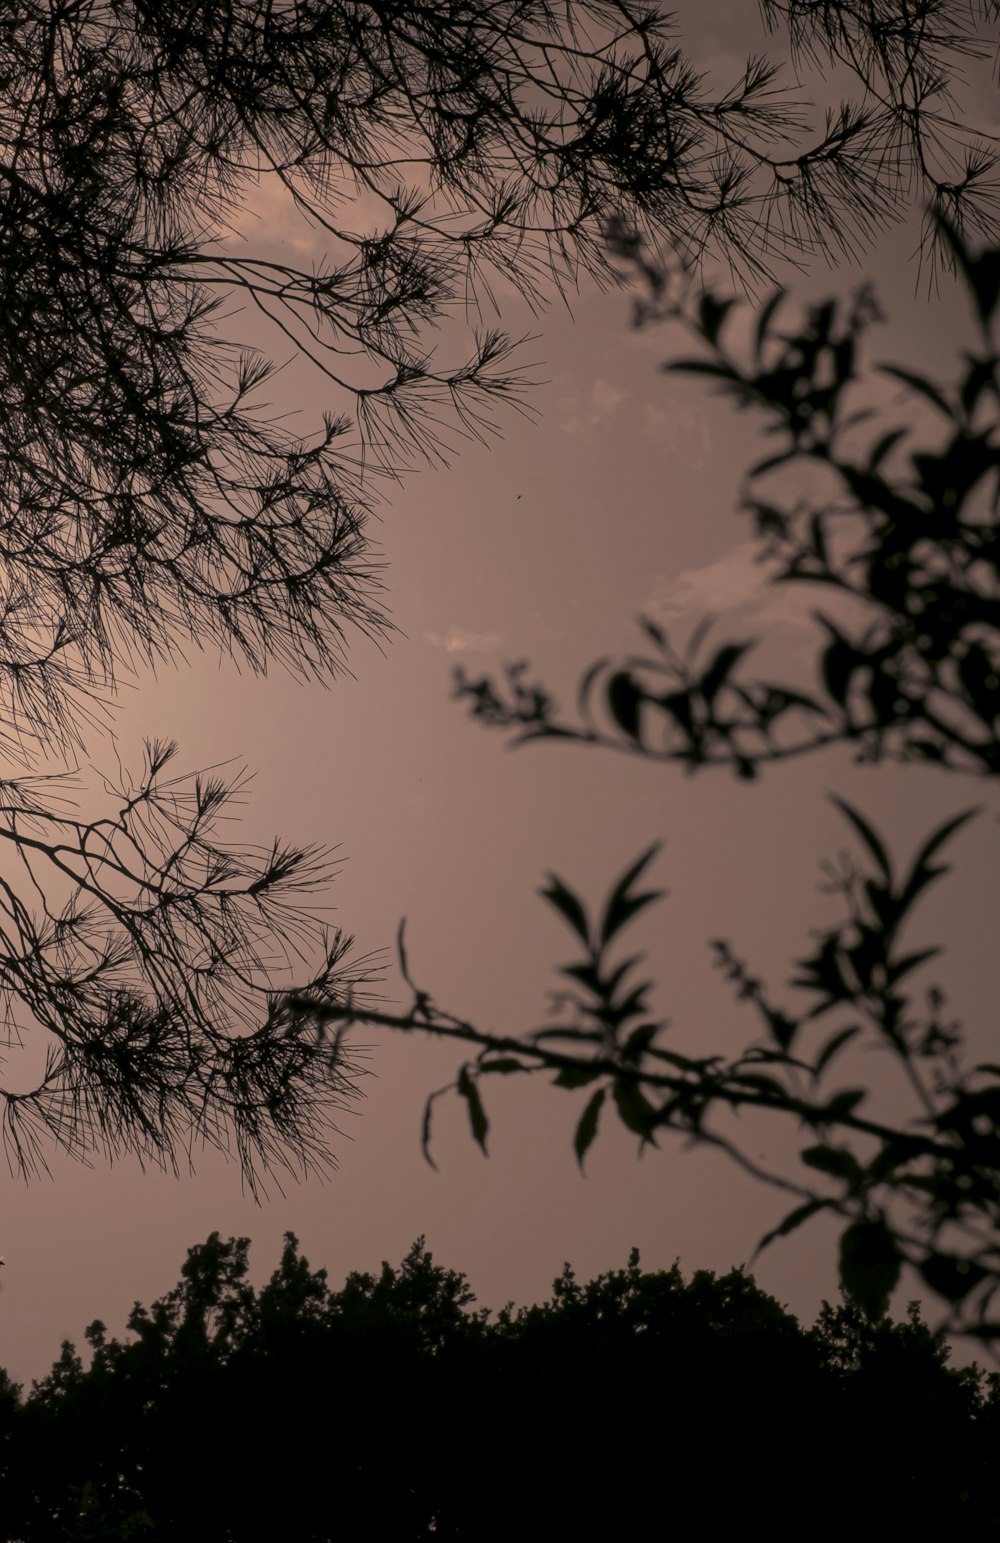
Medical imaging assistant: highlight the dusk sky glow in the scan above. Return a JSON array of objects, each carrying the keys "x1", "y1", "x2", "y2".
[{"x1": 1, "y1": 2, "x2": 998, "y2": 1388}]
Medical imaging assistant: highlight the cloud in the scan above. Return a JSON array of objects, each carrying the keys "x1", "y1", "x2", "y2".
[
  {"x1": 641, "y1": 540, "x2": 868, "y2": 650},
  {"x1": 641, "y1": 400, "x2": 712, "y2": 467},
  {"x1": 644, "y1": 542, "x2": 778, "y2": 623},
  {"x1": 423, "y1": 626, "x2": 503, "y2": 655},
  {"x1": 560, "y1": 377, "x2": 627, "y2": 435}
]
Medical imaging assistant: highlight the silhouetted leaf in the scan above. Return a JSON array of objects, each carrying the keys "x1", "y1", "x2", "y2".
[
  {"x1": 578, "y1": 657, "x2": 610, "y2": 718},
  {"x1": 960, "y1": 356, "x2": 998, "y2": 415},
  {"x1": 881, "y1": 364, "x2": 953, "y2": 417},
  {"x1": 598, "y1": 889, "x2": 663, "y2": 949},
  {"x1": 959, "y1": 640, "x2": 1000, "y2": 702},
  {"x1": 937, "y1": 213, "x2": 1000, "y2": 325},
  {"x1": 919, "y1": 1251, "x2": 989, "y2": 1303},
  {"x1": 421, "y1": 1098, "x2": 439, "y2": 1171},
  {"x1": 801, "y1": 1144, "x2": 862, "y2": 1182},
  {"x1": 612, "y1": 1079, "x2": 658, "y2": 1141},
  {"x1": 598, "y1": 844, "x2": 664, "y2": 947},
  {"x1": 458, "y1": 1068, "x2": 489, "y2": 1154},
  {"x1": 754, "y1": 288, "x2": 785, "y2": 361},
  {"x1": 819, "y1": 632, "x2": 861, "y2": 709},
  {"x1": 666, "y1": 358, "x2": 739, "y2": 381},
  {"x1": 813, "y1": 1025, "x2": 860, "y2": 1076},
  {"x1": 766, "y1": 1010, "x2": 798, "y2": 1051},
  {"x1": 607, "y1": 671, "x2": 644, "y2": 740},
  {"x1": 736, "y1": 1072, "x2": 785, "y2": 1100},
  {"x1": 622, "y1": 1022, "x2": 660, "y2": 1062},
  {"x1": 867, "y1": 428, "x2": 906, "y2": 470},
  {"x1": 830, "y1": 797, "x2": 892, "y2": 880},
  {"x1": 660, "y1": 688, "x2": 694, "y2": 733},
  {"x1": 755, "y1": 1197, "x2": 832, "y2": 1252},
  {"x1": 886, "y1": 947, "x2": 940, "y2": 985},
  {"x1": 574, "y1": 1087, "x2": 605, "y2": 1168},
  {"x1": 698, "y1": 641, "x2": 753, "y2": 704},
  {"x1": 699, "y1": 291, "x2": 736, "y2": 344},
  {"x1": 750, "y1": 449, "x2": 796, "y2": 476},
  {"x1": 554, "y1": 1064, "x2": 605, "y2": 1090},
  {"x1": 760, "y1": 683, "x2": 824, "y2": 714},
  {"x1": 793, "y1": 935, "x2": 852, "y2": 1005},
  {"x1": 540, "y1": 875, "x2": 591, "y2": 946},
  {"x1": 868, "y1": 1134, "x2": 926, "y2": 1180},
  {"x1": 821, "y1": 1089, "x2": 866, "y2": 1121},
  {"x1": 560, "y1": 960, "x2": 604, "y2": 995},
  {"x1": 601, "y1": 954, "x2": 645, "y2": 999},
  {"x1": 637, "y1": 615, "x2": 666, "y2": 649},
  {"x1": 839, "y1": 1217, "x2": 900, "y2": 1319},
  {"x1": 898, "y1": 807, "x2": 979, "y2": 908}
]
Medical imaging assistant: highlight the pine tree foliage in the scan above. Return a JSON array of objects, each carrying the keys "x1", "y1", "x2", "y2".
[{"x1": 0, "y1": 1, "x2": 996, "y2": 1182}]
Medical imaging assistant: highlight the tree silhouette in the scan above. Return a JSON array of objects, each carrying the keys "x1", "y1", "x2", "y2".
[
  {"x1": 1, "y1": 3, "x2": 997, "y2": 1184},
  {"x1": 309, "y1": 222, "x2": 1000, "y2": 1343},
  {"x1": 2, "y1": 1231, "x2": 996, "y2": 1538}
]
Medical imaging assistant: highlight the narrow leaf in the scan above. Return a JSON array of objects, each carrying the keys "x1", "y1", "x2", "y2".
[
  {"x1": 813, "y1": 1025, "x2": 860, "y2": 1077},
  {"x1": 421, "y1": 1097, "x2": 439, "y2": 1171},
  {"x1": 801, "y1": 1144, "x2": 862, "y2": 1182},
  {"x1": 574, "y1": 1088, "x2": 606, "y2": 1169},
  {"x1": 830, "y1": 797, "x2": 892, "y2": 881},
  {"x1": 755, "y1": 1197, "x2": 830, "y2": 1254},
  {"x1": 577, "y1": 657, "x2": 610, "y2": 719},
  {"x1": 698, "y1": 292, "x2": 736, "y2": 345},
  {"x1": 554, "y1": 1064, "x2": 604, "y2": 1090},
  {"x1": 479, "y1": 1057, "x2": 527, "y2": 1076},
  {"x1": 600, "y1": 888, "x2": 664, "y2": 948},
  {"x1": 607, "y1": 672, "x2": 644, "y2": 741},
  {"x1": 699, "y1": 642, "x2": 753, "y2": 705},
  {"x1": 637, "y1": 615, "x2": 667, "y2": 650},
  {"x1": 821, "y1": 1088, "x2": 867, "y2": 1121},
  {"x1": 622, "y1": 1022, "x2": 660, "y2": 1062},
  {"x1": 754, "y1": 288, "x2": 785, "y2": 362},
  {"x1": 598, "y1": 844, "x2": 664, "y2": 947},
  {"x1": 907, "y1": 807, "x2": 979, "y2": 878},
  {"x1": 540, "y1": 875, "x2": 591, "y2": 946},
  {"x1": 457, "y1": 1068, "x2": 489, "y2": 1155},
  {"x1": 880, "y1": 364, "x2": 953, "y2": 417}
]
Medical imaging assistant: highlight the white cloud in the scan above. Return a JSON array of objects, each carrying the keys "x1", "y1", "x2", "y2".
[
  {"x1": 423, "y1": 626, "x2": 503, "y2": 655},
  {"x1": 645, "y1": 542, "x2": 776, "y2": 622},
  {"x1": 560, "y1": 377, "x2": 626, "y2": 435},
  {"x1": 642, "y1": 540, "x2": 868, "y2": 650},
  {"x1": 641, "y1": 400, "x2": 712, "y2": 467}
]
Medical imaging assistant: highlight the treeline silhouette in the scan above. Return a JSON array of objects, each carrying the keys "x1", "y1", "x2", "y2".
[{"x1": 1, "y1": 1235, "x2": 997, "y2": 1540}]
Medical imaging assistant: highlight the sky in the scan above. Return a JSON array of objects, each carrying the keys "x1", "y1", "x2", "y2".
[{"x1": 1, "y1": 5, "x2": 998, "y2": 1386}]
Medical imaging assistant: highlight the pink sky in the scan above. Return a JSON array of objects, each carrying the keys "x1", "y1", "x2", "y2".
[{"x1": 1, "y1": 6, "x2": 997, "y2": 1384}]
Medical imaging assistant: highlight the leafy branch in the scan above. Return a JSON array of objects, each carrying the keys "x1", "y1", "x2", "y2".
[
  {"x1": 454, "y1": 218, "x2": 1000, "y2": 781},
  {"x1": 296, "y1": 800, "x2": 1000, "y2": 1339}
]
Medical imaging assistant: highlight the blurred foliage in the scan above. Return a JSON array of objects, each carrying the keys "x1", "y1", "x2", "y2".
[
  {"x1": 1, "y1": 1232, "x2": 997, "y2": 1538},
  {"x1": 309, "y1": 222, "x2": 1000, "y2": 1343},
  {"x1": 1, "y1": 0, "x2": 999, "y2": 1185},
  {"x1": 456, "y1": 216, "x2": 1000, "y2": 777}
]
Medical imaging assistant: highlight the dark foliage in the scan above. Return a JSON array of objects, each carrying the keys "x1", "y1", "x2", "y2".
[
  {"x1": 454, "y1": 215, "x2": 1000, "y2": 776},
  {"x1": 1, "y1": 1233, "x2": 997, "y2": 1539},
  {"x1": 311, "y1": 226, "x2": 1000, "y2": 1340},
  {"x1": 0, "y1": 0, "x2": 997, "y2": 1186}
]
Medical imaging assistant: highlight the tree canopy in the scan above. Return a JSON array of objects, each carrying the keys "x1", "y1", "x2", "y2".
[
  {"x1": 1, "y1": 1231, "x2": 997, "y2": 1538},
  {"x1": 313, "y1": 220, "x2": 1000, "y2": 1343},
  {"x1": 0, "y1": 1, "x2": 997, "y2": 1186}
]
